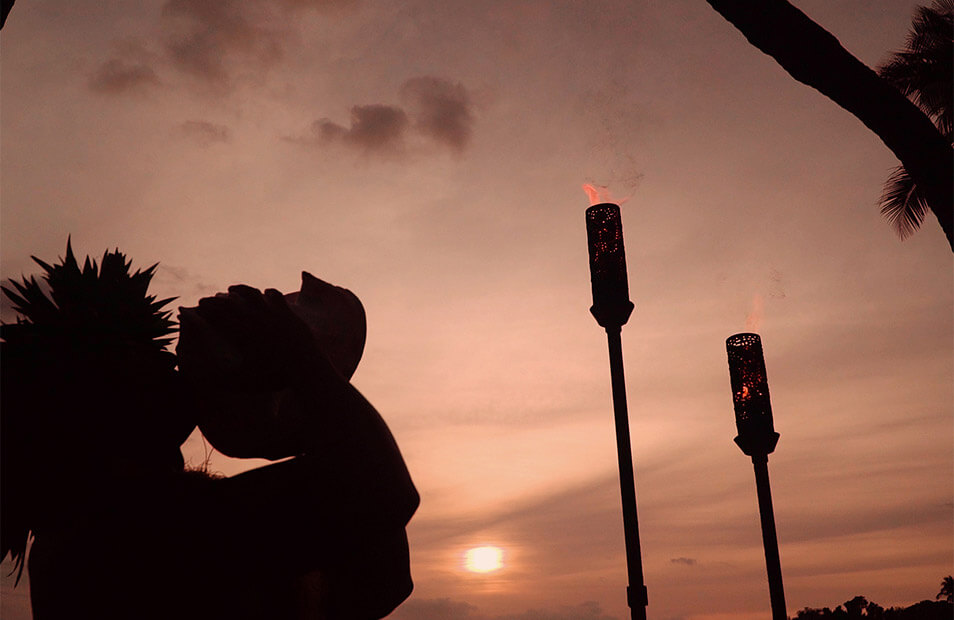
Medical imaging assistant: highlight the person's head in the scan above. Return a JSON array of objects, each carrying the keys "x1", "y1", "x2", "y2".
[
  {"x1": 175, "y1": 272, "x2": 367, "y2": 460},
  {"x1": 1, "y1": 241, "x2": 195, "y2": 576}
]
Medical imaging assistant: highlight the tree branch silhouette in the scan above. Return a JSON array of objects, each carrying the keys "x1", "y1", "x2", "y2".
[
  {"x1": 1, "y1": 1, "x2": 14, "y2": 30},
  {"x1": 706, "y1": 0, "x2": 954, "y2": 250}
]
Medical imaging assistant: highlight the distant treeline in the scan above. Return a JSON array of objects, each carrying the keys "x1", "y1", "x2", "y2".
[
  {"x1": 795, "y1": 599, "x2": 951, "y2": 619},
  {"x1": 795, "y1": 577, "x2": 954, "y2": 620}
]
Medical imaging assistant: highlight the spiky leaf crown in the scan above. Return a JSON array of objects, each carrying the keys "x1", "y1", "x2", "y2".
[
  {"x1": 1, "y1": 240, "x2": 182, "y2": 582},
  {"x1": 1, "y1": 239, "x2": 176, "y2": 353}
]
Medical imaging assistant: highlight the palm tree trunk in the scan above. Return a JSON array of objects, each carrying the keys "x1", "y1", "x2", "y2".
[
  {"x1": 706, "y1": 0, "x2": 954, "y2": 251},
  {"x1": 1, "y1": 1, "x2": 14, "y2": 30}
]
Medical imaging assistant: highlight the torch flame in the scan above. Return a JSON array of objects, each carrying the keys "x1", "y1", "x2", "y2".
[{"x1": 583, "y1": 183, "x2": 613, "y2": 206}]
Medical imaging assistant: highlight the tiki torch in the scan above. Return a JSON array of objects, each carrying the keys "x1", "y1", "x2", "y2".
[
  {"x1": 725, "y1": 333, "x2": 787, "y2": 620},
  {"x1": 585, "y1": 203, "x2": 648, "y2": 620}
]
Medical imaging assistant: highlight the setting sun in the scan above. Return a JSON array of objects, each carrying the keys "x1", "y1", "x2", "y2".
[{"x1": 464, "y1": 546, "x2": 504, "y2": 573}]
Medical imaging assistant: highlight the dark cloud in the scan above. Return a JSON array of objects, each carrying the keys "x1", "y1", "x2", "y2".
[
  {"x1": 401, "y1": 76, "x2": 475, "y2": 152},
  {"x1": 87, "y1": 0, "x2": 358, "y2": 94},
  {"x1": 309, "y1": 104, "x2": 409, "y2": 154},
  {"x1": 161, "y1": 0, "x2": 282, "y2": 86},
  {"x1": 177, "y1": 120, "x2": 231, "y2": 146},
  {"x1": 89, "y1": 59, "x2": 160, "y2": 95},
  {"x1": 293, "y1": 76, "x2": 475, "y2": 158},
  {"x1": 669, "y1": 557, "x2": 697, "y2": 566}
]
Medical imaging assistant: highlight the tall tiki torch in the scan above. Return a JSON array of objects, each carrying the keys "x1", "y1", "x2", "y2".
[
  {"x1": 585, "y1": 203, "x2": 648, "y2": 620},
  {"x1": 725, "y1": 333, "x2": 787, "y2": 620}
]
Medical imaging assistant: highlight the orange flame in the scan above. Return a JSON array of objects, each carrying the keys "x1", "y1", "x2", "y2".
[
  {"x1": 582, "y1": 183, "x2": 613, "y2": 206},
  {"x1": 745, "y1": 293, "x2": 764, "y2": 333}
]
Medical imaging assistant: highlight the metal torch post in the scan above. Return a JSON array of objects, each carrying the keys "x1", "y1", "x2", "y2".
[
  {"x1": 606, "y1": 326, "x2": 648, "y2": 620},
  {"x1": 752, "y1": 454, "x2": 786, "y2": 620},
  {"x1": 586, "y1": 203, "x2": 648, "y2": 620},
  {"x1": 726, "y1": 333, "x2": 787, "y2": 620}
]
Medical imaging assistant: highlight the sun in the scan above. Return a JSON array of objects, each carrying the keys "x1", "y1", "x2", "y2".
[{"x1": 464, "y1": 546, "x2": 504, "y2": 573}]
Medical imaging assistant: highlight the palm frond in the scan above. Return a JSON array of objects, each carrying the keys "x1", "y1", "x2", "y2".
[
  {"x1": 879, "y1": 165, "x2": 930, "y2": 240},
  {"x1": 875, "y1": 1, "x2": 952, "y2": 240},
  {"x1": 878, "y1": 1, "x2": 953, "y2": 135}
]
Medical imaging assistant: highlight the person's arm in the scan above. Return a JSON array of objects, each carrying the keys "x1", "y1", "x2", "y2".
[
  {"x1": 221, "y1": 373, "x2": 419, "y2": 535},
  {"x1": 177, "y1": 285, "x2": 419, "y2": 617},
  {"x1": 178, "y1": 284, "x2": 418, "y2": 522}
]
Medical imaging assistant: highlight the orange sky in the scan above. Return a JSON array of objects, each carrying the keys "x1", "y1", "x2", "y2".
[{"x1": 1, "y1": 1, "x2": 951, "y2": 619}]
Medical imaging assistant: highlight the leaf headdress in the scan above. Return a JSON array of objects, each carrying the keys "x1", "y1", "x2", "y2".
[{"x1": 1, "y1": 240, "x2": 181, "y2": 582}]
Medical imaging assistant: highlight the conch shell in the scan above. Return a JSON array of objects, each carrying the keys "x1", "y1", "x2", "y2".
[{"x1": 177, "y1": 272, "x2": 366, "y2": 459}]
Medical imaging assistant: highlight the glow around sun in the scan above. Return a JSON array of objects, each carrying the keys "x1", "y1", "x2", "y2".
[{"x1": 464, "y1": 546, "x2": 504, "y2": 573}]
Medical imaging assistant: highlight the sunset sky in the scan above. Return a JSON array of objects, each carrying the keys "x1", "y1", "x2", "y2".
[{"x1": 1, "y1": 1, "x2": 952, "y2": 619}]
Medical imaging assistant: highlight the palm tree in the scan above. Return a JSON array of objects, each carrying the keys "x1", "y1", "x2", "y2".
[
  {"x1": 0, "y1": 1, "x2": 14, "y2": 30},
  {"x1": 877, "y1": 1, "x2": 953, "y2": 240},
  {"x1": 938, "y1": 575, "x2": 954, "y2": 603},
  {"x1": 705, "y1": 0, "x2": 954, "y2": 250}
]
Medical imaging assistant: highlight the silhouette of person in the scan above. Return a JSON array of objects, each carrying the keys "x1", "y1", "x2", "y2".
[{"x1": 1, "y1": 242, "x2": 419, "y2": 619}]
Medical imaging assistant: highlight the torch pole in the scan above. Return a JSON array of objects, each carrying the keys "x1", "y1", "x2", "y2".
[
  {"x1": 725, "y1": 333, "x2": 787, "y2": 620},
  {"x1": 605, "y1": 326, "x2": 648, "y2": 620},
  {"x1": 585, "y1": 202, "x2": 647, "y2": 619},
  {"x1": 751, "y1": 454, "x2": 786, "y2": 620}
]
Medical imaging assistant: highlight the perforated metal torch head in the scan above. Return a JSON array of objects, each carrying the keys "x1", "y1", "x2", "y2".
[
  {"x1": 726, "y1": 332, "x2": 779, "y2": 456},
  {"x1": 586, "y1": 203, "x2": 634, "y2": 329}
]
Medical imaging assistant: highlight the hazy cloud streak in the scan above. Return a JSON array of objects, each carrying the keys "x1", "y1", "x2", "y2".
[
  {"x1": 275, "y1": 0, "x2": 359, "y2": 11},
  {"x1": 391, "y1": 598, "x2": 619, "y2": 620},
  {"x1": 161, "y1": 0, "x2": 283, "y2": 87},
  {"x1": 89, "y1": 59, "x2": 161, "y2": 95},
  {"x1": 177, "y1": 120, "x2": 232, "y2": 146}
]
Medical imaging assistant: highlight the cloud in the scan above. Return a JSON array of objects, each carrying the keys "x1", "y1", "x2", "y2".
[
  {"x1": 88, "y1": 39, "x2": 162, "y2": 95},
  {"x1": 292, "y1": 76, "x2": 476, "y2": 158},
  {"x1": 89, "y1": 59, "x2": 161, "y2": 95},
  {"x1": 400, "y1": 76, "x2": 475, "y2": 153},
  {"x1": 669, "y1": 557, "x2": 697, "y2": 566},
  {"x1": 495, "y1": 602, "x2": 618, "y2": 620},
  {"x1": 161, "y1": 0, "x2": 282, "y2": 86},
  {"x1": 177, "y1": 120, "x2": 232, "y2": 146},
  {"x1": 87, "y1": 0, "x2": 358, "y2": 95},
  {"x1": 310, "y1": 104, "x2": 409, "y2": 154}
]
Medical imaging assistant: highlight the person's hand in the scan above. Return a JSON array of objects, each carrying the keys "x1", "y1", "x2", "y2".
[
  {"x1": 177, "y1": 284, "x2": 344, "y2": 459},
  {"x1": 178, "y1": 285, "x2": 326, "y2": 392}
]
